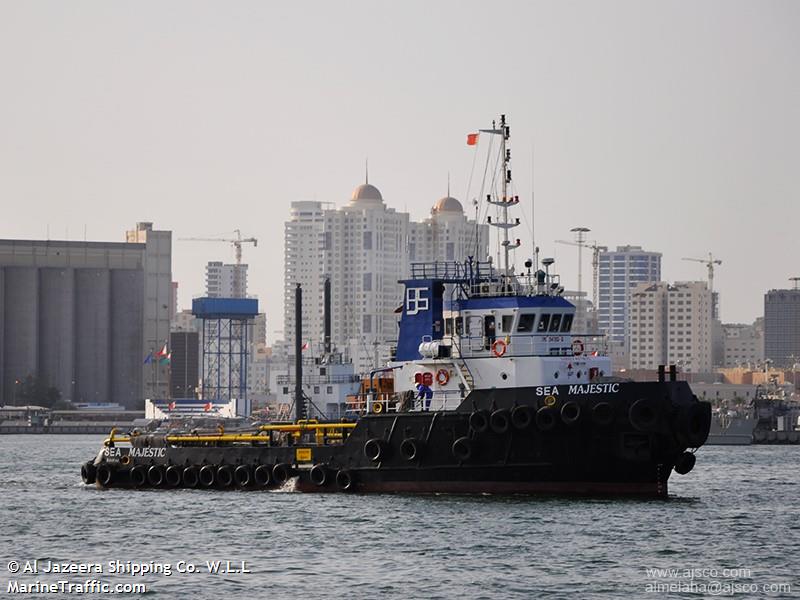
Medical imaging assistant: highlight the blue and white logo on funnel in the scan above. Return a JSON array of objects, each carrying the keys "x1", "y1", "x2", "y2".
[{"x1": 406, "y1": 287, "x2": 429, "y2": 315}]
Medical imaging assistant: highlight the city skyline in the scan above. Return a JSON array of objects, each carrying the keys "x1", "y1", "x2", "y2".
[{"x1": 1, "y1": 1, "x2": 798, "y2": 336}]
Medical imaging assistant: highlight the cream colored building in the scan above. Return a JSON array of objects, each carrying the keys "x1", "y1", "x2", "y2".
[
  {"x1": 629, "y1": 281, "x2": 712, "y2": 373},
  {"x1": 283, "y1": 182, "x2": 488, "y2": 374}
]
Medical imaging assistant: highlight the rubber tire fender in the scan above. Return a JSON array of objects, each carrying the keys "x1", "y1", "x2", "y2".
[
  {"x1": 199, "y1": 465, "x2": 216, "y2": 488},
  {"x1": 469, "y1": 410, "x2": 490, "y2": 434},
  {"x1": 234, "y1": 465, "x2": 252, "y2": 488},
  {"x1": 536, "y1": 407, "x2": 557, "y2": 432},
  {"x1": 400, "y1": 438, "x2": 424, "y2": 461},
  {"x1": 147, "y1": 465, "x2": 164, "y2": 487},
  {"x1": 130, "y1": 465, "x2": 148, "y2": 488},
  {"x1": 452, "y1": 436, "x2": 473, "y2": 461},
  {"x1": 164, "y1": 465, "x2": 182, "y2": 487},
  {"x1": 629, "y1": 398, "x2": 659, "y2": 432},
  {"x1": 364, "y1": 438, "x2": 388, "y2": 462},
  {"x1": 490, "y1": 409, "x2": 511, "y2": 434},
  {"x1": 96, "y1": 463, "x2": 114, "y2": 487},
  {"x1": 216, "y1": 465, "x2": 234, "y2": 488},
  {"x1": 561, "y1": 401, "x2": 582, "y2": 426},
  {"x1": 511, "y1": 405, "x2": 533, "y2": 430},
  {"x1": 182, "y1": 466, "x2": 200, "y2": 488},
  {"x1": 310, "y1": 464, "x2": 328, "y2": 486},
  {"x1": 253, "y1": 465, "x2": 272, "y2": 487}
]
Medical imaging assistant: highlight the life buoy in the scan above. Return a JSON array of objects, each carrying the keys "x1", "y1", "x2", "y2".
[
  {"x1": 372, "y1": 401, "x2": 384, "y2": 414},
  {"x1": 491, "y1": 339, "x2": 507, "y2": 357},
  {"x1": 572, "y1": 339, "x2": 584, "y2": 356},
  {"x1": 436, "y1": 369, "x2": 450, "y2": 386}
]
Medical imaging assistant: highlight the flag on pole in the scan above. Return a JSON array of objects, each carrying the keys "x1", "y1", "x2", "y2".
[
  {"x1": 301, "y1": 342, "x2": 309, "y2": 351},
  {"x1": 159, "y1": 352, "x2": 171, "y2": 366},
  {"x1": 467, "y1": 133, "x2": 479, "y2": 146},
  {"x1": 168, "y1": 401, "x2": 176, "y2": 411},
  {"x1": 143, "y1": 351, "x2": 154, "y2": 364},
  {"x1": 155, "y1": 342, "x2": 168, "y2": 359},
  {"x1": 203, "y1": 402, "x2": 213, "y2": 412}
]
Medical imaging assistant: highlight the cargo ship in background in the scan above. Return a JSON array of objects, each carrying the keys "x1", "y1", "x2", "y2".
[{"x1": 81, "y1": 115, "x2": 711, "y2": 496}]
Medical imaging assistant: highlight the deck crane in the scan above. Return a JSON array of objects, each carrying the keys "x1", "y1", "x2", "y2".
[
  {"x1": 682, "y1": 253, "x2": 722, "y2": 293},
  {"x1": 555, "y1": 237, "x2": 608, "y2": 308},
  {"x1": 179, "y1": 230, "x2": 258, "y2": 298}
]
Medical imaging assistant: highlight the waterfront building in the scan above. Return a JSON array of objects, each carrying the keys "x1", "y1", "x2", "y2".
[
  {"x1": 629, "y1": 281, "x2": 713, "y2": 372},
  {"x1": 283, "y1": 181, "x2": 488, "y2": 373},
  {"x1": 597, "y1": 245, "x2": 662, "y2": 345},
  {"x1": 125, "y1": 222, "x2": 173, "y2": 401},
  {"x1": 721, "y1": 320, "x2": 764, "y2": 368},
  {"x1": 764, "y1": 288, "x2": 800, "y2": 368},
  {"x1": 0, "y1": 224, "x2": 172, "y2": 408}
]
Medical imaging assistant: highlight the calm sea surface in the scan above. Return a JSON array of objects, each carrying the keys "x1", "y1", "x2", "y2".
[{"x1": 0, "y1": 435, "x2": 798, "y2": 599}]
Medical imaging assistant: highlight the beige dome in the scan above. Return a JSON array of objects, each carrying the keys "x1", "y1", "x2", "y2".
[
  {"x1": 432, "y1": 196, "x2": 463, "y2": 214},
  {"x1": 351, "y1": 183, "x2": 383, "y2": 202}
]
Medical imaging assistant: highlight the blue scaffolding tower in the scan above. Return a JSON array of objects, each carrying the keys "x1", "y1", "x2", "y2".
[{"x1": 191, "y1": 297, "x2": 258, "y2": 402}]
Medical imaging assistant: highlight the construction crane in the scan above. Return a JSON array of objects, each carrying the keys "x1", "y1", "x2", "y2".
[
  {"x1": 179, "y1": 230, "x2": 258, "y2": 298},
  {"x1": 682, "y1": 253, "x2": 722, "y2": 293},
  {"x1": 555, "y1": 236, "x2": 607, "y2": 309}
]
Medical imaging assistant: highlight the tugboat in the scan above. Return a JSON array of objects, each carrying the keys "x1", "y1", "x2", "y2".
[{"x1": 81, "y1": 115, "x2": 711, "y2": 496}]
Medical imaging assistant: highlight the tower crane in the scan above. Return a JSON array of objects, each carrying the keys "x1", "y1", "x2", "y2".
[
  {"x1": 682, "y1": 253, "x2": 721, "y2": 293},
  {"x1": 555, "y1": 237, "x2": 608, "y2": 308},
  {"x1": 179, "y1": 230, "x2": 258, "y2": 298}
]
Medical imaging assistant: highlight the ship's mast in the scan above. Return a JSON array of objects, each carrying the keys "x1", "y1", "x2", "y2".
[{"x1": 483, "y1": 114, "x2": 520, "y2": 281}]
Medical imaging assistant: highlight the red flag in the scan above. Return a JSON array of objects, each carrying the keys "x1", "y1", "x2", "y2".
[
  {"x1": 302, "y1": 342, "x2": 309, "y2": 351},
  {"x1": 168, "y1": 401, "x2": 176, "y2": 411},
  {"x1": 203, "y1": 402, "x2": 212, "y2": 412},
  {"x1": 155, "y1": 342, "x2": 168, "y2": 358},
  {"x1": 467, "y1": 133, "x2": 479, "y2": 146}
]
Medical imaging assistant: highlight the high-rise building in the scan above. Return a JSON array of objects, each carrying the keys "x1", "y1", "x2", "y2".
[
  {"x1": 283, "y1": 182, "x2": 489, "y2": 373},
  {"x1": 205, "y1": 261, "x2": 248, "y2": 298},
  {"x1": 764, "y1": 289, "x2": 800, "y2": 368},
  {"x1": 125, "y1": 222, "x2": 173, "y2": 400},
  {"x1": 597, "y1": 245, "x2": 661, "y2": 344},
  {"x1": 408, "y1": 195, "x2": 489, "y2": 264},
  {"x1": 629, "y1": 281, "x2": 713, "y2": 372}
]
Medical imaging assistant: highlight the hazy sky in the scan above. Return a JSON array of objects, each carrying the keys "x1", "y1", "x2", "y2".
[{"x1": 1, "y1": 1, "x2": 798, "y2": 341}]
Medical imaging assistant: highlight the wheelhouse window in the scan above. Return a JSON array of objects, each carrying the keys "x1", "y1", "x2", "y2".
[
  {"x1": 561, "y1": 314, "x2": 574, "y2": 332},
  {"x1": 537, "y1": 314, "x2": 550, "y2": 332},
  {"x1": 501, "y1": 315, "x2": 515, "y2": 333},
  {"x1": 517, "y1": 313, "x2": 536, "y2": 332},
  {"x1": 455, "y1": 317, "x2": 463, "y2": 335},
  {"x1": 549, "y1": 314, "x2": 562, "y2": 332}
]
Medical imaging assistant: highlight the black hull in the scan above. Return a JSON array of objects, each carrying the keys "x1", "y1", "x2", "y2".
[{"x1": 83, "y1": 381, "x2": 711, "y2": 498}]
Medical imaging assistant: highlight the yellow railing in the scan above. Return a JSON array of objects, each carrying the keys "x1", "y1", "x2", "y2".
[{"x1": 103, "y1": 422, "x2": 357, "y2": 447}]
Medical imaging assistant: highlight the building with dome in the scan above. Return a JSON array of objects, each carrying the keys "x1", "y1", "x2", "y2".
[
  {"x1": 408, "y1": 194, "x2": 489, "y2": 264},
  {"x1": 283, "y1": 179, "x2": 488, "y2": 374}
]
